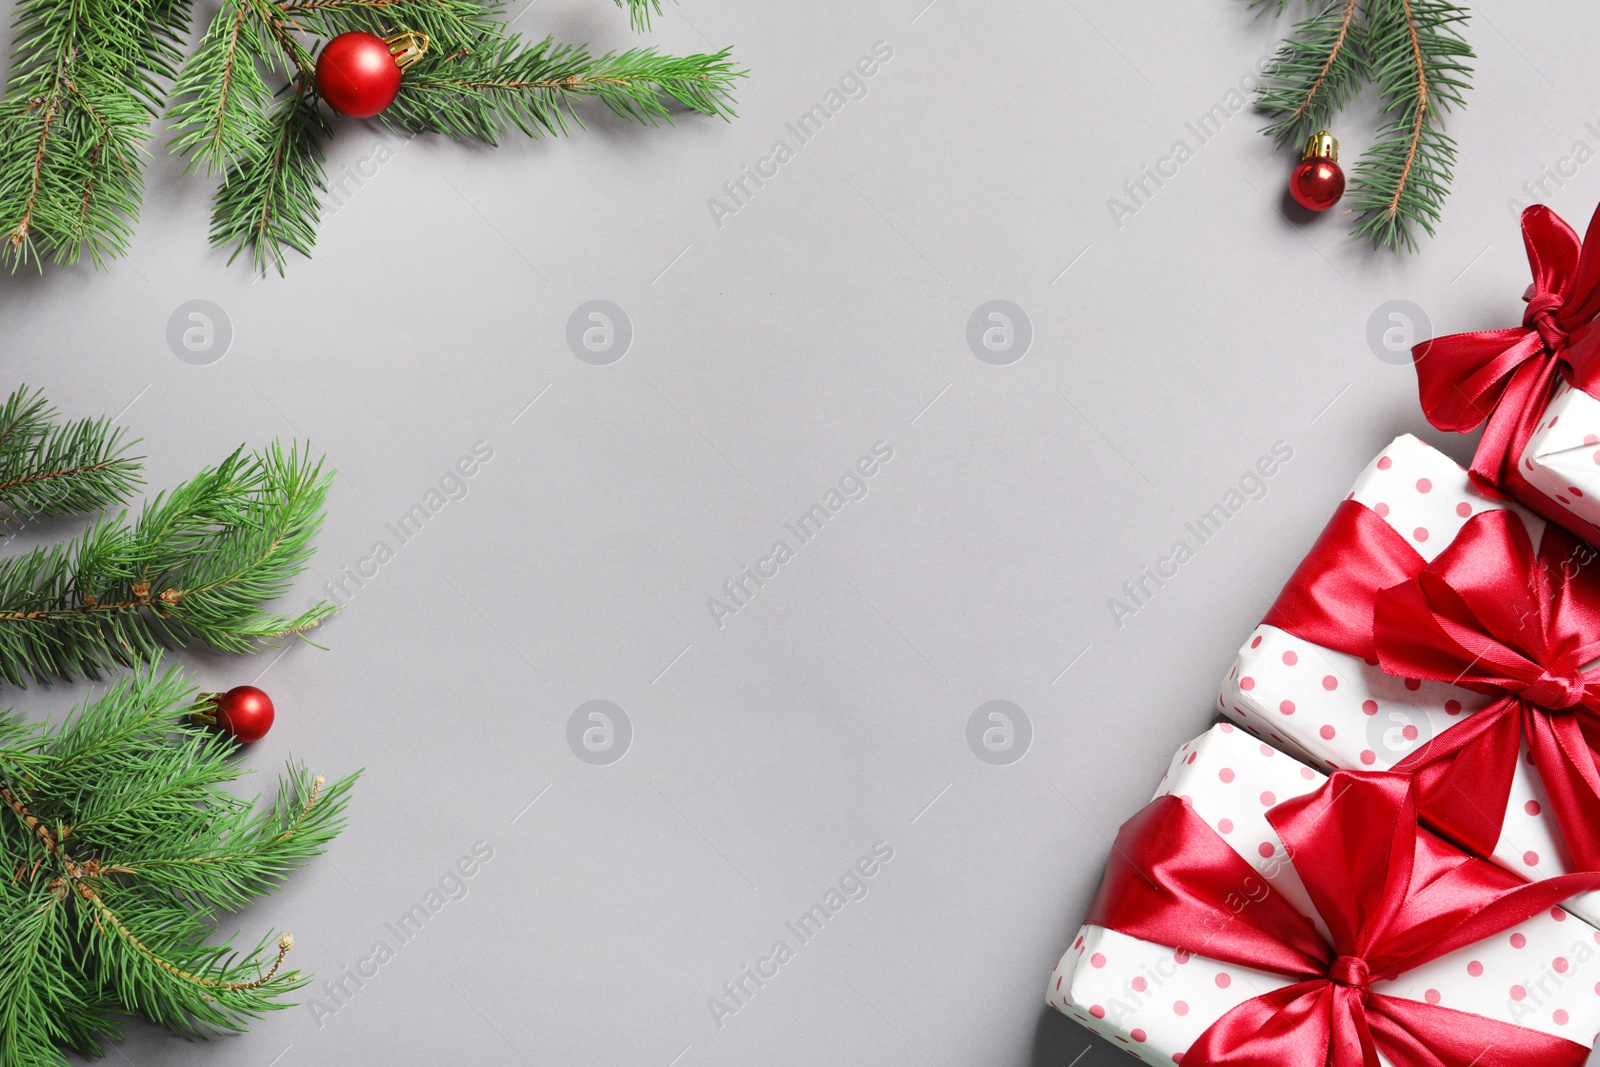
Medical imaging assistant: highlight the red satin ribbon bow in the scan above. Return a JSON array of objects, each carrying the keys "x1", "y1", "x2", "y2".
[
  {"x1": 1414, "y1": 203, "x2": 1600, "y2": 529},
  {"x1": 1087, "y1": 772, "x2": 1600, "y2": 1067},
  {"x1": 1374, "y1": 509, "x2": 1600, "y2": 869},
  {"x1": 1265, "y1": 501, "x2": 1600, "y2": 874}
]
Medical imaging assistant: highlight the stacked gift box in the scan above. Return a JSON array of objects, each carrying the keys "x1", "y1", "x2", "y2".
[
  {"x1": 1048, "y1": 204, "x2": 1600, "y2": 1066},
  {"x1": 1052, "y1": 724, "x2": 1600, "y2": 1065}
]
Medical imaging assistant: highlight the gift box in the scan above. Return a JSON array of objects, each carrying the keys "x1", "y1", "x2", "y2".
[
  {"x1": 1519, "y1": 380, "x2": 1600, "y2": 532},
  {"x1": 1414, "y1": 202, "x2": 1600, "y2": 544},
  {"x1": 1218, "y1": 432, "x2": 1600, "y2": 927},
  {"x1": 1048, "y1": 723, "x2": 1600, "y2": 1066}
]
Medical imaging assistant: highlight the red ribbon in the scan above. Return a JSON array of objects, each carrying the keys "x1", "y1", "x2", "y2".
[
  {"x1": 1264, "y1": 499, "x2": 1425, "y2": 662},
  {"x1": 1264, "y1": 502, "x2": 1600, "y2": 873},
  {"x1": 1087, "y1": 772, "x2": 1600, "y2": 1067},
  {"x1": 1414, "y1": 203, "x2": 1600, "y2": 538}
]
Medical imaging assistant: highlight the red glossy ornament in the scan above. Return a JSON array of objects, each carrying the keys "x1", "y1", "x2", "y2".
[
  {"x1": 1289, "y1": 130, "x2": 1345, "y2": 212},
  {"x1": 213, "y1": 685, "x2": 276, "y2": 743},
  {"x1": 316, "y1": 32, "x2": 418, "y2": 118}
]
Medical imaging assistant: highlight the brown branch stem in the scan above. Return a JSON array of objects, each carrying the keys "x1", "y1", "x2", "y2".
[
  {"x1": 444, "y1": 74, "x2": 708, "y2": 91},
  {"x1": 0, "y1": 782, "x2": 296, "y2": 994},
  {"x1": 11, "y1": 94, "x2": 59, "y2": 250},
  {"x1": 0, "y1": 457, "x2": 129, "y2": 495},
  {"x1": 1290, "y1": 0, "x2": 1359, "y2": 122},
  {"x1": 247, "y1": 78, "x2": 311, "y2": 249},
  {"x1": 248, "y1": 0, "x2": 315, "y2": 77},
  {"x1": 0, "y1": 583, "x2": 178, "y2": 621},
  {"x1": 1387, "y1": 0, "x2": 1430, "y2": 218},
  {"x1": 199, "y1": 4, "x2": 252, "y2": 162}
]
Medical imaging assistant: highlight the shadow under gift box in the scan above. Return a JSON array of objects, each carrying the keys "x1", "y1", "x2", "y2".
[
  {"x1": 1218, "y1": 433, "x2": 1600, "y2": 927},
  {"x1": 1048, "y1": 724, "x2": 1600, "y2": 1066}
]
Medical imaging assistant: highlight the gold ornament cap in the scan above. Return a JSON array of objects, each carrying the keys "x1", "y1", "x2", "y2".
[
  {"x1": 1302, "y1": 130, "x2": 1339, "y2": 162},
  {"x1": 385, "y1": 30, "x2": 431, "y2": 70}
]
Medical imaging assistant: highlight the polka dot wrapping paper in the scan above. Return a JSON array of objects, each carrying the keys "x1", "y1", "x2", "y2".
[
  {"x1": 1047, "y1": 724, "x2": 1600, "y2": 1066},
  {"x1": 1217, "y1": 433, "x2": 1600, "y2": 928},
  {"x1": 1522, "y1": 381, "x2": 1600, "y2": 534}
]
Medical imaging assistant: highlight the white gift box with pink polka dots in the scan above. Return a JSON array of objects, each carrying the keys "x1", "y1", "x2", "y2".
[
  {"x1": 1520, "y1": 381, "x2": 1600, "y2": 532},
  {"x1": 1217, "y1": 433, "x2": 1600, "y2": 928},
  {"x1": 1048, "y1": 724, "x2": 1600, "y2": 1066}
]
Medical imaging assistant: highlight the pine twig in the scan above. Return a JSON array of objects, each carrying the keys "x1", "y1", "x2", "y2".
[
  {"x1": 1252, "y1": 0, "x2": 1366, "y2": 147},
  {"x1": 166, "y1": 0, "x2": 282, "y2": 172},
  {"x1": 12, "y1": 0, "x2": 743, "y2": 272},
  {"x1": 208, "y1": 76, "x2": 329, "y2": 275},
  {"x1": 0, "y1": 0, "x2": 183, "y2": 269},
  {"x1": 380, "y1": 36, "x2": 744, "y2": 144},
  {"x1": 177, "y1": 0, "x2": 741, "y2": 269},
  {"x1": 1348, "y1": 0, "x2": 1472, "y2": 251},
  {"x1": 279, "y1": 0, "x2": 497, "y2": 55},
  {"x1": 615, "y1": 0, "x2": 664, "y2": 32},
  {"x1": 1250, "y1": 0, "x2": 1474, "y2": 252},
  {"x1": 0, "y1": 385, "x2": 143, "y2": 533},
  {"x1": 0, "y1": 667, "x2": 356, "y2": 1053},
  {"x1": 0, "y1": 442, "x2": 334, "y2": 686}
]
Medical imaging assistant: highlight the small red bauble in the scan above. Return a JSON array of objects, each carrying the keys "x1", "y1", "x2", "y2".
[
  {"x1": 214, "y1": 685, "x2": 276, "y2": 743},
  {"x1": 1289, "y1": 130, "x2": 1345, "y2": 213},
  {"x1": 316, "y1": 32, "x2": 403, "y2": 118}
]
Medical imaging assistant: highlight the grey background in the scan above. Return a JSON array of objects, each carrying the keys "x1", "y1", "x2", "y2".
[{"x1": 0, "y1": 0, "x2": 1596, "y2": 1064}]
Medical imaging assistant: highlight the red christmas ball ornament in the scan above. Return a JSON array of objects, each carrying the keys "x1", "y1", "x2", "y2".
[
  {"x1": 206, "y1": 686, "x2": 276, "y2": 743},
  {"x1": 315, "y1": 30, "x2": 430, "y2": 118},
  {"x1": 315, "y1": 33, "x2": 399, "y2": 118},
  {"x1": 1289, "y1": 130, "x2": 1345, "y2": 212}
]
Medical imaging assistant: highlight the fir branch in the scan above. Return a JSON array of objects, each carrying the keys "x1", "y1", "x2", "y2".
[
  {"x1": 76, "y1": 883, "x2": 305, "y2": 1034},
  {"x1": 0, "y1": 878, "x2": 113, "y2": 1066},
  {"x1": 0, "y1": 386, "x2": 143, "y2": 533},
  {"x1": 616, "y1": 0, "x2": 663, "y2": 33},
  {"x1": 246, "y1": 0, "x2": 317, "y2": 77},
  {"x1": 0, "y1": 0, "x2": 180, "y2": 269},
  {"x1": 1253, "y1": 0, "x2": 1367, "y2": 147},
  {"x1": 174, "y1": 0, "x2": 741, "y2": 274},
  {"x1": 13, "y1": 0, "x2": 743, "y2": 271},
  {"x1": 166, "y1": 0, "x2": 280, "y2": 172},
  {"x1": 207, "y1": 78, "x2": 327, "y2": 274},
  {"x1": 381, "y1": 36, "x2": 743, "y2": 144},
  {"x1": 0, "y1": 667, "x2": 356, "y2": 1051},
  {"x1": 0, "y1": 442, "x2": 333, "y2": 686},
  {"x1": 280, "y1": 0, "x2": 499, "y2": 56},
  {"x1": 131, "y1": 0, "x2": 194, "y2": 116},
  {"x1": 1252, "y1": 0, "x2": 1474, "y2": 251},
  {"x1": 1348, "y1": 0, "x2": 1472, "y2": 251},
  {"x1": 117, "y1": 761, "x2": 354, "y2": 911}
]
